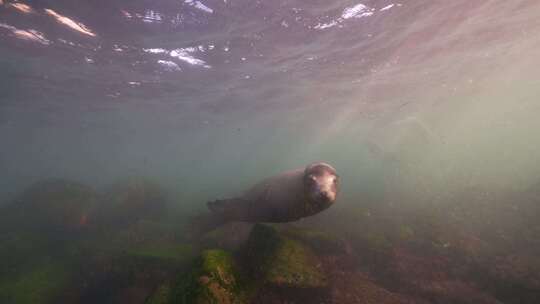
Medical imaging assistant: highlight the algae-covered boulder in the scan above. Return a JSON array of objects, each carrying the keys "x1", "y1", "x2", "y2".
[
  {"x1": 1, "y1": 179, "x2": 98, "y2": 234},
  {"x1": 172, "y1": 249, "x2": 245, "y2": 304},
  {"x1": 98, "y1": 177, "x2": 168, "y2": 226},
  {"x1": 245, "y1": 224, "x2": 327, "y2": 289}
]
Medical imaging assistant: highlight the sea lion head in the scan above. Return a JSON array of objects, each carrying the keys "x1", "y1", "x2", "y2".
[{"x1": 303, "y1": 162, "x2": 339, "y2": 209}]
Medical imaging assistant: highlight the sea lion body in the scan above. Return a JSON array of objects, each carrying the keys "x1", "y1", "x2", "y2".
[{"x1": 207, "y1": 162, "x2": 339, "y2": 223}]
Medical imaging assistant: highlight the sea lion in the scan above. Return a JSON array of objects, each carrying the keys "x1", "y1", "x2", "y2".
[{"x1": 206, "y1": 162, "x2": 339, "y2": 224}]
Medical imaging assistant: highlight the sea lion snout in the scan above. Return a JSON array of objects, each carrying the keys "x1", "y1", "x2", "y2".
[
  {"x1": 304, "y1": 162, "x2": 339, "y2": 206},
  {"x1": 317, "y1": 190, "x2": 333, "y2": 204},
  {"x1": 320, "y1": 191, "x2": 330, "y2": 201},
  {"x1": 315, "y1": 180, "x2": 337, "y2": 203}
]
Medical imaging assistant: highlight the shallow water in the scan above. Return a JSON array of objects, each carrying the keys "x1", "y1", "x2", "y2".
[{"x1": 1, "y1": 0, "x2": 540, "y2": 303}]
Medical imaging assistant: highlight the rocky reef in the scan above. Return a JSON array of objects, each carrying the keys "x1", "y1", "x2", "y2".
[
  {"x1": 245, "y1": 224, "x2": 327, "y2": 289},
  {"x1": 96, "y1": 177, "x2": 169, "y2": 227},
  {"x1": 152, "y1": 223, "x2": 424, "y2": 304},
  {"x1": 0, "y1": 178, "x2": 99, "y2": 235},
  {"x1": 0, "y1": 261, "x2": 71, "y2": 304},
  {"x1": 1, "y1": 178, "x2": 540, "y2": 303},
  {"x1": 0, "y1": 177, "x2": 192, "y2": 304},
  {"x1": 174, "y1": 249, "x2": 245, "y2": 304}
]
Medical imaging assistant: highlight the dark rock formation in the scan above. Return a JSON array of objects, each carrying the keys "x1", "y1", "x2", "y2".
[
  {"x1": 1, "y1": 178, "x2": 99, "y2": 234},
  {"x1": 97, "y1": 177, "x2": 169, "y2": 227}
]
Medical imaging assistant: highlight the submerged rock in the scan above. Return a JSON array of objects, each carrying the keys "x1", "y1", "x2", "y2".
[
  {"x1": 97, "y1": 177, "x2": 169, "y2": 226},
  {"x1": 1, "y1": 178, "x2": 98, "y2": 234},
  {"x1": 164, "y1": 224, "x2": 347, "y2": 303},
  {"x1": 245, "y1": 224, "x2": 327, "y2": 289},
  {"x1": 380, "y1": 246, "x2": 502, "y2": 304},
  {"x1": 115, "y1": 285, "x2": 154, "y2": 304},
  {"x1": 126, "y1": 242, "x2": 194, "y2": 263},
  {"x1": 0, "y1": 232, "x2": 57, "y2": 279},
  {"x1": 145, "y1": 283, "x2": 173, "y2": 304},
  {"x1": 71, "y1": 232, "x2": 195, "y2": 304},
  {"x1": 328, "y1": 271, "x2": 423, "y2": 304},
  {"x1": 0, "y1": 261, "x2": 71, "y2": 304},
  {"x1": 172, "y1": 249, "x2": 245, "y2": 304},
  {"x1": 481, "y1": 253, "x2": 540, "y2": 303},
  {"x1": 200, "y1": 222, "x2": 253, "y2": 252},
  {"x1": 280, "y1": 226, "x2": 351, "y2": 255}
]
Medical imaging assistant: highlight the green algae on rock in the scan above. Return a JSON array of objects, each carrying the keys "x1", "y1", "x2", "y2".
[
  {"x1": 172, "y1": 249, "x2": 245, "y2": 304},
  {"x1": 246, "y1": 224, "x2": 327, "y2": 289}
]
